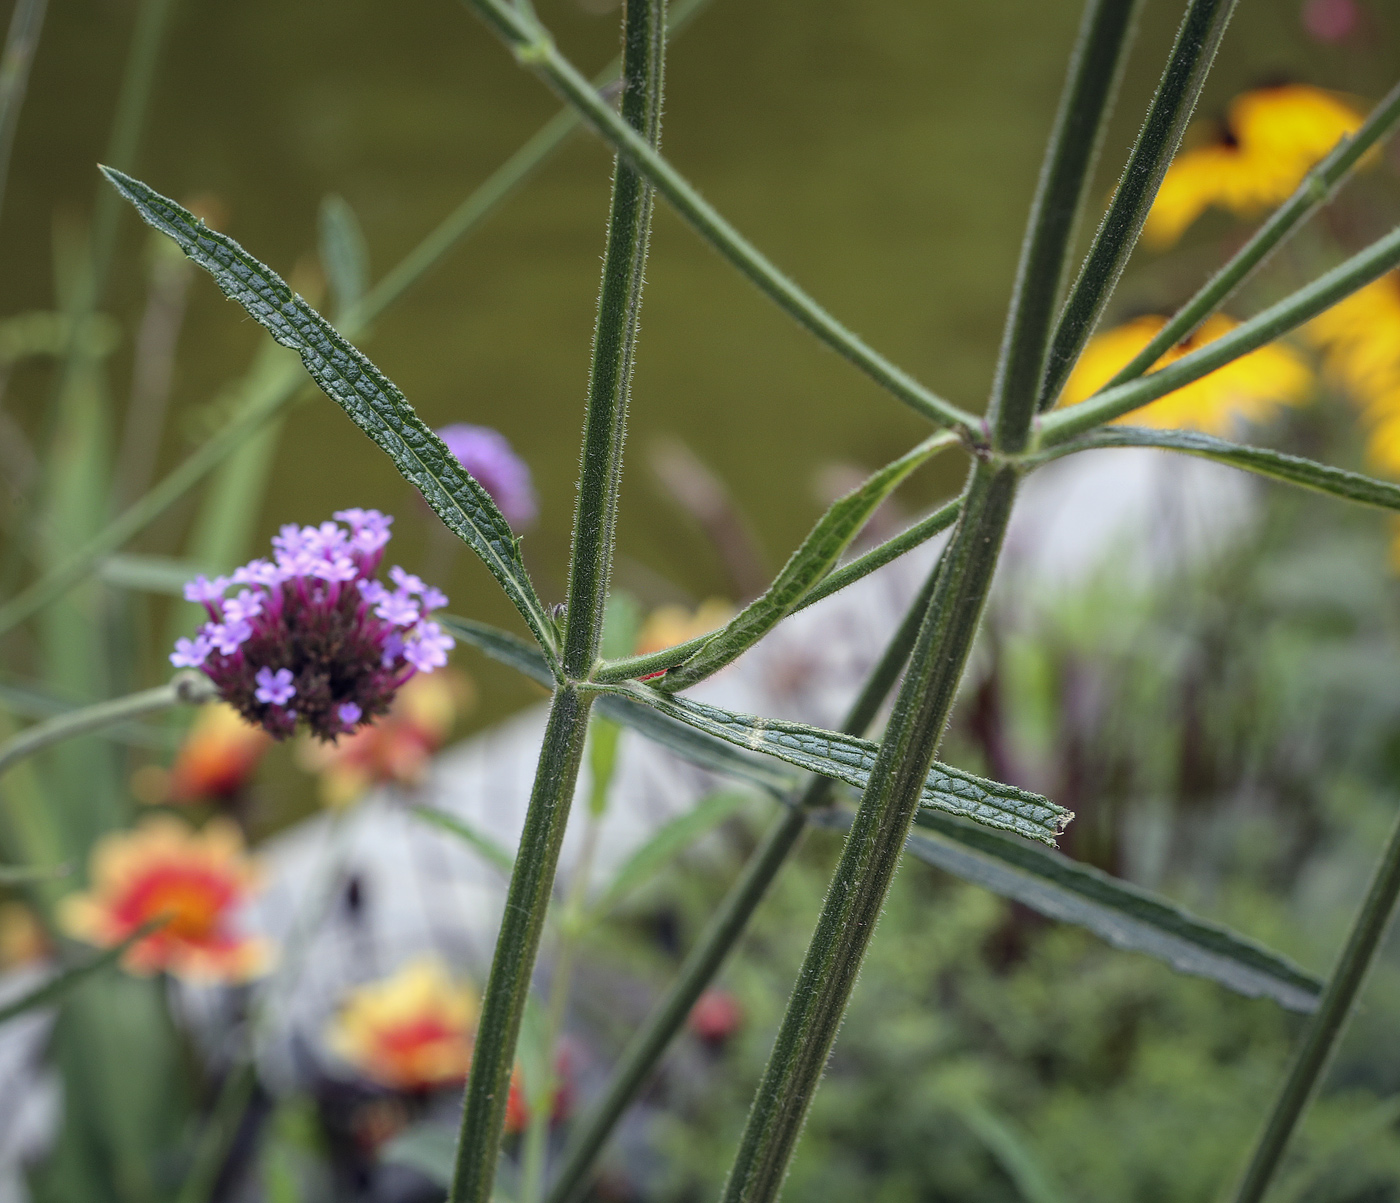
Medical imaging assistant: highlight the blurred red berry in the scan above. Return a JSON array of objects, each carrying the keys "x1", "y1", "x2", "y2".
[{"x1": 689, "y1": 988, "x2": 743, "y2": 1045}]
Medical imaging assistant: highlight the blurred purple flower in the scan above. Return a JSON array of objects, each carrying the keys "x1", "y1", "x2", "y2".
[
  {"x1": 437, "y1": 424, "x2": 538, "y2": 530},
  {"x1": 1301, "y1": 0, "x2": 1359, "y2": 41},
  {"x1": 171, "y1": 509, "x2": 454, "y2": 741}
]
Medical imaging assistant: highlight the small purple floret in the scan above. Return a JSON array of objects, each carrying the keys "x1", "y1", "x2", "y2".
[
  {"x1": 437, "y1": 424, "x2": 538, "y2": 530},
  {"x1": 169, "y1": 509, "x2": 454, "y2": 741}
]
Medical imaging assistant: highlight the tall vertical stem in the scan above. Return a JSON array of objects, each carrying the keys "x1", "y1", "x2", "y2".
[
  {"x1": 448, "y1": 3, "x2": 666, "y2": 1199},
  {"x1": 0, "y1": 0, "x2": 49, "y2": 233},
  {"x1": 720, "y1": 460, "x2": 1019, "y2": 1203},
  {"x1": 546, "y1": 552, "x2": 946, "y2": 1203},
  {"x1": 1229, "y1": 808, "x2": 1400, "y2": 1203}
]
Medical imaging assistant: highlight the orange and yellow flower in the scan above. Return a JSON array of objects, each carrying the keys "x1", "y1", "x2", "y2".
[
  {"x1": 166, "y1": 703, "x2": 272, "y2": 804},
  {"x1": 1145, "y1": 84, "x2": 1369, "y2": 248},
  {"x1": 325, "y1": 955, "x2": 538, "y2": 1128},
  {"x1": 635, "y1": 599, "x2": 734, "y2": 658},
  {"x1": 59, "y1": 816, "x2": 271, "y2": 982},
  {"x1": 1061, "y1": 313, "x2": 1313, "y2": 434},
  {"x1": 296, "y1": 670, "x2": 472, "y2": 808}
]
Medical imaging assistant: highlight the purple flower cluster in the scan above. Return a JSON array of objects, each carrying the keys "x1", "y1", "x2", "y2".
[
  {"x1": 171, "y1": 509, "x2": 455, "y2": 740},
  {"x1": 437, "y1": 424, "x2": 538, "y2": 530}
]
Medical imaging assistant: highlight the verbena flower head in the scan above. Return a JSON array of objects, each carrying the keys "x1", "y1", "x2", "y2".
[
  {"x1": 171, "y1": 510, "x2": 455, "y2": 741},
  {"x1": 59, "y1": 816, "x2": 271, "y2": 983},
  {"x1": 437, "y1": 424, "x2": 538, "y2": 529}
]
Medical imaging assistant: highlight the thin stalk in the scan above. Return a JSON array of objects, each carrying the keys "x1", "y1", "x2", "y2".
[
  {"x1": 1037, "y1": 0, "x2": 1238, "y2": 411},
  {"x1": 462, "y1": 0, "x2": 981, "y2": 442},
  {"x1": 1229, "y1": 806, "x2": 1400, "y2": 1203},
  {"x1": 546, "y1": 553, "x2": 947, "y2": 1203},
  {"x1": 721, "y1": 459, "x2": 1019, "y2": 1203},
  {"x1": 450, "y1": 3, "x2": 667, "y2": 1197},
  {"x1": 172, "y1": 1062, "x2": 256, "y2": 1203},
  {"x1": 0, "y1": 0, "x2": 720, "y2": 643},
  {"x1": 988, "y1": 0, "x2": 1143, "y2": 452},
  {"x1": 1102, "y1": 78, "x2": 1400, "y2": 392},
  {"x1": 1037, "y1": 222, "x2": 1400, "y2": 445},
  {"x1": 0, "y1": 671, "x2": 212, "y2": 780},
  {"x1": 0, "y1": 0, "x2": 49, "y2": 232}
]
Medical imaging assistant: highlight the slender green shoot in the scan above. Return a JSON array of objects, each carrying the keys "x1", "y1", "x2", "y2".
[{"x1": 0, "y1": 0, "x2": 49, "y2": 230}]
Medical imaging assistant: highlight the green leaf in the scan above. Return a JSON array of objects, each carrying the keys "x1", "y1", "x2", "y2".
[
  {"x1": 0, "y1": 860, "x2": 69, "y2": 884},
  {"x1": 600, "y1": 433, "x2": 957, "y2": 686},
  {"x1": 382, "y1": 1123, "x2": 458, "y2": 1187},
  {"x1": 101, "y1": 168, "x2": 559, "y2": 665},
  {"x1": 98, "y1": 553, "x2": 210, "y2": 596},
  {"x1": 896, "y1": 810, "x2": 1322, "y2": 1011},
  {"x1": 409, "y1": 804, "x2": 515, "y2": 875},
  {"x1": 1037, "y1": 426, "x2": 1400, "y2": 513},
  {"x1": 319, "y1": 194, "x2": 369, "y2": 324},
  {"x1": 439, "y1": 614, "x2": 555, "y2": 689},
  {"x1": 586, "y1": 713, "x2": 622, "y2": 819},
  {"x1": 941, "y1": 1096, "x2": 1069, "y2": 1203},
  {"x1": 592, "y1": 789, "x2": 752, "y2": 915},
  {"x1": 604, "y1": 686, "x2": 1071, "y2": 844},
  {"x1": 0, "y1": 924, "x2": 156, "y2": 1026}
]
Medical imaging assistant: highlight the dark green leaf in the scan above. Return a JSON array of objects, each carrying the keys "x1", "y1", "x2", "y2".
[
  {"x1": 1038, "y1": 426, "x2": 1400, "y2": 513},
  {"x1": 896, "y1": 810, "x2": 1322, "y2": 1011},
  {"x1": 0, "y1": 924, "x2": 157, "y2": 1025},
  {"x1": 382, "y1": 1123, "x2": 457, "y2": 1187},
  {"x1": 102, "y1": 168, "x2": 559, "y2": 663},
  {"x1": 439, "y1": 614, "x2": 555, "y2": 689},
  {"x1": 607, "y1": 687, "x2": 1071, "y2": 844}
]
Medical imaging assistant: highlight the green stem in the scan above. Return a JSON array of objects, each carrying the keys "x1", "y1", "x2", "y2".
[
  {"x1": 1229, "y1": 806, "x2": 1400, "y2": 1203},
  {"x1": 451, "y1": 3, "x2": 666, "y2": 1195},
  {"x1": 721, "y1": 459, "x2": 1018, "y2": 1203},
  {"x1": 546, "y1": 552, "x2": 946, "y2": 1203},
  {"x1": 1037, "y1": 222, "x2": 1400, "y2": 445},
  {"x1": 1037, "y1": 0, "x2": 1238, "y2": 411},
  {"x1": 462, "y1": 0, "x2": 981, "y2": 442},
  {"x1": 173, "y1": 1061, "x2": 257, "y2": 1203},
  {"x1": 0, "y1": 0, "x2": 720, "y2": 642},
  {"x1": 0, "y1": 671, "x2": 212, "y2": 780},
  {"x1": 988, "y1": 0, "x2": 1143, "y2": 452},
  {"x1": 1102, "y1": 78, "x2": 1400, "y2": 392},
  {"x1": 0, "y1": 0, "x2": 48, "y2": 232}
]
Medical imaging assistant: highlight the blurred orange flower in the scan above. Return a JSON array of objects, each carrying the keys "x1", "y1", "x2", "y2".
[
  {"x1": 297, "y1": 670, "x2": 473, "y2": 808},
  {"x1": 59, "y1": 816, "x2": 271, "y2": 982},
  {"x1": 1145, "y1": 85, "x2": 1369, "y2": 248},
  {"x1": 1062, "y1": 314, "x2": 1313, "y2": 434},
  {"x1": 165, "y1": 703, "x2": 271, "y2": 805}
]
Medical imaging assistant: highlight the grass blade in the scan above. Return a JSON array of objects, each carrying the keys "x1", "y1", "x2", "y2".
[
  {"x1": 1034, "y1": 425, "x2": 1400, "y2": 512},
  {"x1": 101, "y1": 168, "x2": 559, "y2": 665},
  {"x1": 601, "y1": 685, "x2": 1071, "y2": 844},
  {"x1": 410, "y1": 804, "x2": 515, "y2": 875},
  {"x1": 0, "y1": 923, "x2": 159, "y2": 1026},
  {"x1": 319, "y1": 194, "x2": 369, "y2": 324}
]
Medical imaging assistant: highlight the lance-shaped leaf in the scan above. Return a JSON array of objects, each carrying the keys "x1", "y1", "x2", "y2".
[
  {"x1": 409, "y1": 804, "x2": 515, "y2": 875},
  {"x1": 597, "y1": 432, "x2": 958, "y2": 685},
  {"x1": 101, "y1": 168, "x2": 559, "y2": 665},
  {"x1": 0, "y1": 924, "x2": 162, "y2": 1026},
  {"x1": 890, "y1": 810, "x2": 1321, "y2": 1011},
  {"x1": 439, "y1": 613, "x2": 796, "y2": 795},
  {"x1": 1036, "y1": 426, "x2": 1400, "y2": 513},
  {"x1": 604, "y1": 686, "x2": 1071, "y2": 844}
]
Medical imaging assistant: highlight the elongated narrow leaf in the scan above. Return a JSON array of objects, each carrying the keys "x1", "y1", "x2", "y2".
[
  {"x1": 319, "y1": 194, "x2": 369, "y2": 324},
  {"x1": 102, "y1": 168, "x2": 559, "y2": 662},
  {"x1": 409, "y1": 804, "x2": 514, "y2": 874},
  {"x1": 1040, "y1": 426, "x2": 1400, "y2": 513},
  {"x1": 439, "y1": 614, "x2": 555, "y2": 689},
  {"x1": 382, "y1": 1123, "x2": 457, "y2": 1187},
  {"x1": 654, "y1": 434, "x2": 957, "y2": 689},
  {"x1": 607, "y1": 686, "x2": 1071, "y2": 844},
  {"x1": 99, "y1": 553, "x2": 210, "y2": 596},
  {"x1": 0, "y1": 861, "x2": 68, "y2": 884},
  {"x1": 0, "y1": 926, "x2": 155, "y2": 1025},
  {"x1": 593, "y1": 789, "x2": 752, "y2": 914},
  {"x1": 437, "y1": 614, "x2": 796, "y2": 795},
  {"x1": 894, "y1": 809, "x2": 1322, "y2": 1011},
  {"x1": 945, "y1": 1098, "x2": 1070, "y2": 1203}
]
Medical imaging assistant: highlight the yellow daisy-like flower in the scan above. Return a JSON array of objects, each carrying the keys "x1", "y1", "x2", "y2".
[
  {"x1": 1144, "y1": 84, "x2": 1369, "y2": 248},
  {"x1": 326, "y1": 955, "x2": 480, "y2": 1092},
  {"x1": 1061, "y1": 314, "x2": 1313, "y2": 434},
  {"x1": 59, "y1": 816, "x2": 271, "y2": 983},
  {"x1": 1304, "y1": 272, "x2": 1400, "y2": 474}
]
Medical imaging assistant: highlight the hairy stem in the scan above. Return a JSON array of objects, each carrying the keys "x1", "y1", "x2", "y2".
[
  {"x1": 0, "y1": 672, "x2": 212, "y2": 781},
  {"x1": 1229, "y1": 807, "x2": 1400, "y2": 1203},
  {"x1": 546, "y1": 554, "x2": 945, "y2": 1203},
  {"x1": 450, "y1": 2, "x2": 666, "y2": 1196},
  {"x1": 988, "y1": 0, "x2": 1142, "y2": 451},
  {"x1": 721, "y1": 459, "x2": 1019, "y2": 1203},
  {"x1": 462, "y1": 0, "x2": 981, "y2": 441},
  {"x1": 1037, "y1": 0, "x2": 1238, "y2": 410},
  {"x1": 1102, "y1": 78, "x2": 1400, "y2": 391}
]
